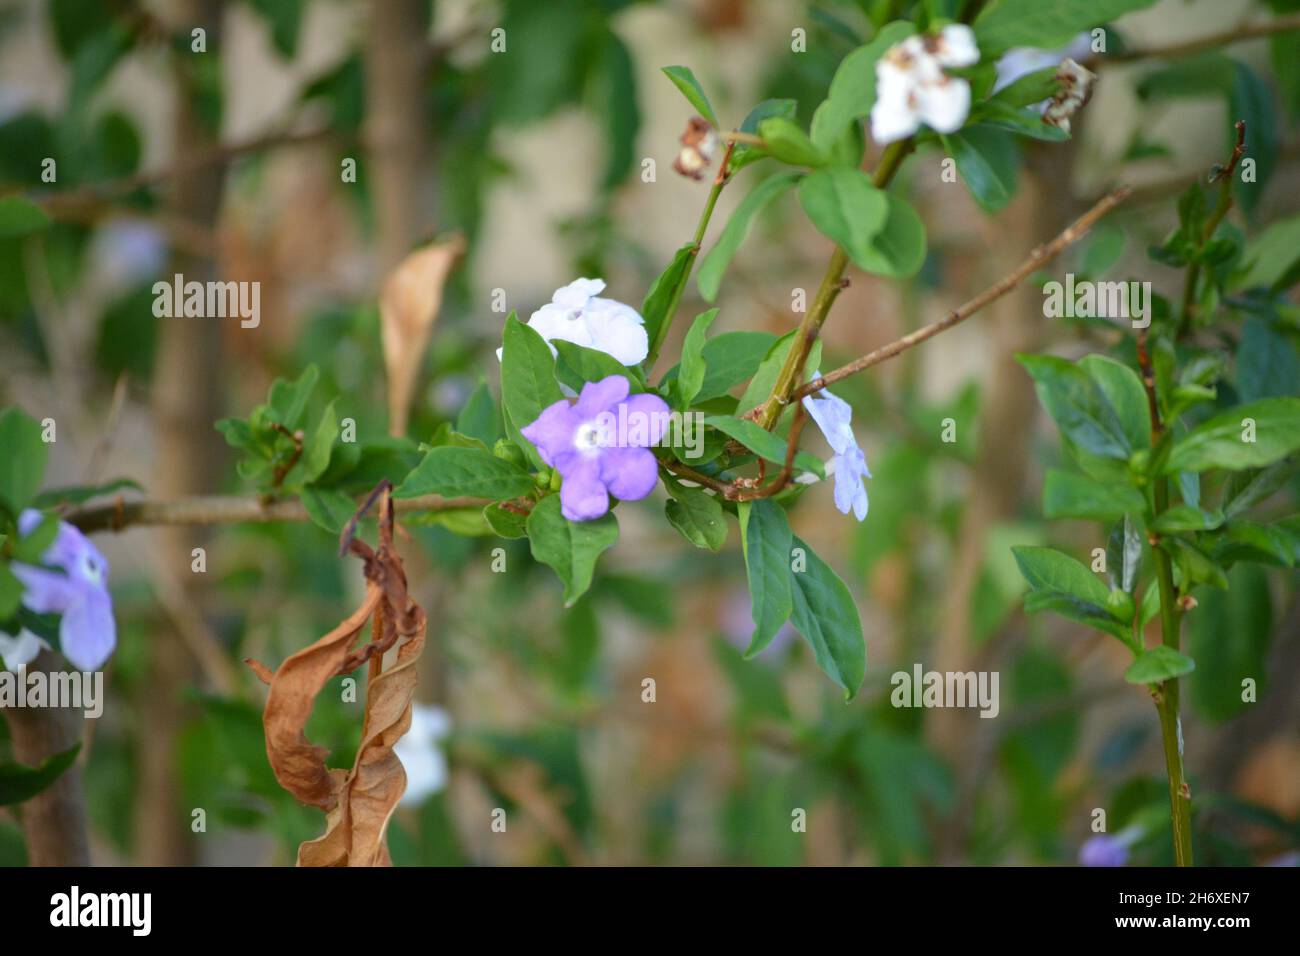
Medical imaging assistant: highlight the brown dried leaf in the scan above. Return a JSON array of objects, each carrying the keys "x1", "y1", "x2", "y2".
[
  {"x1": 297, "y1": 602, "x2": 426, "y2": 867},
  {"x1": 248, "y1": 587, "x2": 382, "y2": 810},
  {"x1": 380, "y1": 236, "x2": 466, "y2": 436}
]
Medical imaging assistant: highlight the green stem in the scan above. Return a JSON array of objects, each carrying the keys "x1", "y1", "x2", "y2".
[
  {"x1": 644, "y1": 142, "x2": 735, "y2": 370},
  {"x1": 756, "y1": 138, "x2": 913, "y2": 430},
  {"x1": 1151, "y1": 478, "x2": 1194, "y2": 866}
]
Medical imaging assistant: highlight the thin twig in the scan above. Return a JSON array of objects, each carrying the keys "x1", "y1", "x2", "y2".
[
  {"x1": 790, "y1": 186, "x2": 1133, "y2": 403},
  {"x1": 64, "y1": 491, "x2": 491, "y2": 535},
  {"x1": 1092, "y1": 12, "x2": 1300, "y2": 65}
]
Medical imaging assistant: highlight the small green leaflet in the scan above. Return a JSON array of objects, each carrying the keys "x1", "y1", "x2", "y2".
[
  {"x1": 661, "y1": 65, "x2": 718, "y2": 127},
  {"x1": 697, "y1": 172, "x2": 801, "y2": 302},
  {"x1": 642, "y1": 243, "x2": 696, "y2": 358},
  {"x1": 1163, "y1": 398, "x2": 1300, "y2": 474},
  {"x1": 500, "y1": 314, "x2": 565, "y2": 469},
  {"x1": 1124, "y1": 645, "x2": 1195, "y2": 685},
  {"x1": 0, "y1": 743, "x2": 81, "y2": 806},
  {"x1": 396, "y1": 446, "x2": 536, "y2": 501},
  {"x1": 526, "y1": 494, "x2": 619, "y2": 607},
  {"x1": 1043, "y1": 469, "x2": 1146, "y2": 520},
  {"x1": 974, "y1": 0, "x2": 1158, "y2": 58},
  {"x1": 789, "y1": 535, "x2": 867, "y2": 700},
  {"x1": 809, "y1": 20, "x2": 916, "y2": 151},
  {"x1": 704, "y1": 415, "x2": 824, "y2": 477},
  {"x1": 664, "y1": 479, "x2": 727, "y2": 551},
  {"x1": 675, "y1": 309, "x2": 719, "y2": 409},
  {"x1": 0, "y1": 408, "x2": 48, "y2": 519},
  {"x1": 738, "y1": 500, "x2": 794, "y2": 657},
  {"x1": 797, "y1": 167, "x2": 889, "y2": 271}
]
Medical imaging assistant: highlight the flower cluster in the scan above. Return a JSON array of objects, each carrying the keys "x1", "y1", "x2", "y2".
[
  {"x1": 501, "y1": 278, "x2": 649, "y2": 367},
  {"x1": 871, "y1": 24, "x2": 979, "y2": 144},
  {"x1": 1, "y1": 510, "x2": 116, "y2": 672},
  {"x1": 522, "y1": 375, "x2": 669, "y2": 521},
  {"x1": 802, "y1": 385, "x2": 871, "y2": 522}
]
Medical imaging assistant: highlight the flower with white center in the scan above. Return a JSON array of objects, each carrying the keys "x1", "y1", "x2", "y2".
[
  {"x1": 870, "y1": 24, "x2": 980, "y2": 144},
  {"x1": 497, "y1": 278, "x2": 648, "y2": 367},
  {"x1": 802, "y1": 384, "x2": 871, "y2": 522},
  {"x1": 394, "y1": 703, "x2": 452, "y2": 806},
  {"x1": 7, "y1": 509, "x2": 116, "y2": 672}
]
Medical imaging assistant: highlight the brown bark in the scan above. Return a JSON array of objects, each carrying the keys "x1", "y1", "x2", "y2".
[
  {"x1": 133, "y1": 0, "x2": 227, "y2": 866},
  {"x1": 3, "y1": 651, "x2": 91, "y2": 866}
]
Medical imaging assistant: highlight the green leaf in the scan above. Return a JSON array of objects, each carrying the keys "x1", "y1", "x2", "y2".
[
  {"x1": 1043, "y1": 469, "x2": 1146, "y2": 520},
  {"x1": 0, "y1": 743, "x2": 80, "y2": 806},
  {"x1": 738, "y1": 500, "x2": 793, "y2": 656},
  {"x1": 553, "y1": 341, "x2": 641, "y2": 393},
  {"x1": 730, "y1": 99, "x2": 797, "y2": 171},
  {"x1": 942, "y1": 127, "x2": 1019, "y2": 212},
  {"x1": 1106, "y1": 515, "x2": 1143, "y2": 593},
  {"x1": 970, "y1": 101, "x2": 1070, "y2": 142},
  {"x1": 757, "y1": 117, "x2": 830, "y2": 168},
  {"x1": 300, "y1": 486, "x2": 356, "y2": 534},
  {"x1": 456, "y1": 380, "x2": 502, "y2": 448},
  {"x1": 798, "y1": 168, "x2": 888, "y2": 271},
  {"x1": 675, "y1": 308, "x2": 719, "y2": 408},
  {"x1": 974, "y1": 0, "x2": 1158, "y2": 57},
  {"x1": 661, "y1": 65, "x2": 718, "y2": 128},
  {"x1": 1124, "y1": 645, "x2": 1195, "y2": 685},
  {"x1": 32, "y1": 478, "x2": 142, "y2": 510},
  {"x1": 1018, "y1": 354, "x2": 1134, "y2": 459},
  {"x1": 660, "y1": 331, "x2": 778, "y2": 404},
  {"x1": 1079, "y1": 354, "x2": 1151, "y2": 451},
  {"x1": 1188, "y1": 564, "x2": 1270, "y2": 720},
  {"x1": 641, "y1": 243, "x2": 695, "y2": 354},
  {"x1": 856, "y1": 192, "x2": 927, "y2": 278},
  {"x1": 396, "y1": 446, "x2": 535, "y2": 501},
  {"x1": 0, "y1": 196, "x2": 50, "y2": 240},
  {"x1": 500, "y1": 314, "x2": 565, "y2": 469},
  {"x1": 248, "y1": 0, "x2": 303, "y2": 58},
  {"x1": 737, "y1": 332, "x2": 822, "y2": 416},
  {"x1": 525, "y1": 494, "x2": 618, "y2": 607},
  {"x1": 1163, "y1": 398, "x2": 1300, "y2": 474},
  {"x1": 1150, "y1": 505, "x2": 1224, "y2": 534},
  {"x1": 809, "y1": 20, "x2": 915, "y2": 150},
  {"x1": 1014, "y1": 545, "x2": 1131, "y2": 641},
  {"x1": 1165, "y1": 536, "x2": 1228, "y2": 589},
  {"x1": 788, "y1": 535, "x2": 866, "y2": 700},
  {"x1": 1237, "y1": 316, "x2": 1299, "y2": 403},
  {"x1": 266, "y1": 364, "x2": 319, "y2": 430},
  {"x1": 697, "y1": 172, "x2": 801, "y2": 302},
  {"x1": 483, "y1": 502, "x2": 529, "y2": 539},
  {"x1": 0, "y1": 408, "x2": 48, "y2": 519},
  {"x1": 598, "y1": 31, "x2": 640, "y2": 188},
  {"x1": 0, "y1": 565, "x2": 22, "y2": 621},
  {"x1": 286, "y1": 399, "x2": 337, "y2": 488},
  {"x1": 1237, "y1": 214, "x2": 1300, "y2": 291},
  {"x1": 990, "y1": 66, "x2": 1059, "y2": 108},
  {"x1": 664, "y1": 480, "x2": 727, "y2": 551}
]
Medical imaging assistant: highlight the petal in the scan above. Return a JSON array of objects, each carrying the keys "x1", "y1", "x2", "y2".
[
  {"x1": 11, "y1": 563, "x2": 80, "y2": 614},
  {"x1": 552, "y1": 278, "x2": 605, "y2": 309},
  {"x1": 619, "y1": 393, "x2": 672, "y2": 447},
  {"x1": 870, "y1": 93, "x2": 920, "y2": 144},
  {"x1": 559, "y1": 457, "x2": 610, "y2": 521},
  {"x1": 599, "y1": 446, "x2": 660, "y2": 502},
  {"x1": 936, "y1": 24, "x2": 979, "y2": 68},
  {"x1": 0, "y1": 629, "x2": 50, "y2": 672},
  {"x1": 916, "y1": 77, "x2": 971, "y2": 134},
  {"x1": 574, "y1": 374, "x2": 630, "y2": 418},
  {"x1": 17, "y1": 509, "x2": 43, "y2": 536},
  {"x1": 59, "y1": 588, "x2": 116, "y2": 671},
  {"x1": 520, "y1": 399, "x2": 578, "y2": 466},
  {"x1": 527, "y1": 304, "x2": 591, "y2": 354},
  {"x1": 803, "y1": 390, "x2": 856, "y2": 456},
  {"x1": 587, "y1": 310, "x2": 649, "y2": 366}
]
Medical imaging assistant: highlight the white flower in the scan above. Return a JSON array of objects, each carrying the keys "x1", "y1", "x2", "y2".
[
  {"x1": 0, "y1": 629, "x2": 49, "y2": 672},
  {"x1": 497, "y1": 278, "x2": 648, "y2": 367},
  {"x1": 394, "y1": 703, "x2": 452, "y2": 806},
  {"x1": 870, "y1": 24, "x2": 980, "y2": 144}
]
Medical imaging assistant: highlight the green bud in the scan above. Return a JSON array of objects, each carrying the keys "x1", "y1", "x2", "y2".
[{"x1": 494, "y1": 438, "x2": 527, "y2": 468}]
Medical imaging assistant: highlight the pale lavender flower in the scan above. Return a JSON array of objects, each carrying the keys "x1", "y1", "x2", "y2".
[
  {"x1": 1079, "y1": 827, "x2": 1141, "y2": 867},
  {"x1": 802, "y1": 385, "x2": 870, "y2": 522},
  {"x1": 10, "y1": 510, "x2": 116, "y2": 671},
  {"x1": 521, "y1": 375, "x2": 668, "y2": 521}
]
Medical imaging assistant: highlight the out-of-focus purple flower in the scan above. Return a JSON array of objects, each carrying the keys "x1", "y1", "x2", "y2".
[
  {"x1": 802, "y1": 384, "x2": 870, "y2": 522},
  {"x1": 1079, "y1": 827, "x2": 1141, "y2": 867},
  {"x1": 10, "y1": 510, "x2": 116, "y2": 671},
  {"x1": 521, "y1": 375, "x2": 669, "y2": 522},
  {"x1": 92, "y1": 219, "x2": 167, "y2": 289},
  {"x1": 394, "y1": 703, "x2": 452, "y2": 806}
]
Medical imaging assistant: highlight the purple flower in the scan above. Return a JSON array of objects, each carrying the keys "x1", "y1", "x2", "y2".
[
  {"x1": 9, "y1": 509, "x2": 116, "y2": 671},
  {"x1": 521, "y1": 375, "x2": 669, "y2": 522},
  {"x1": 802, "y1": 384, "x2": 871, "y2": 521},
  {"x1": 1079, "y1": 827, "x2": 1141, "y2": 867}
]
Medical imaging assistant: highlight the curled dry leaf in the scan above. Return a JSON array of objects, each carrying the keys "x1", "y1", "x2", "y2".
[
  {"x1": 245, "y1": 483, "x2": 426, "y2": 866},
  {"x1": 380, "y1": 235, "x2": 466, "y2": 436}
]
